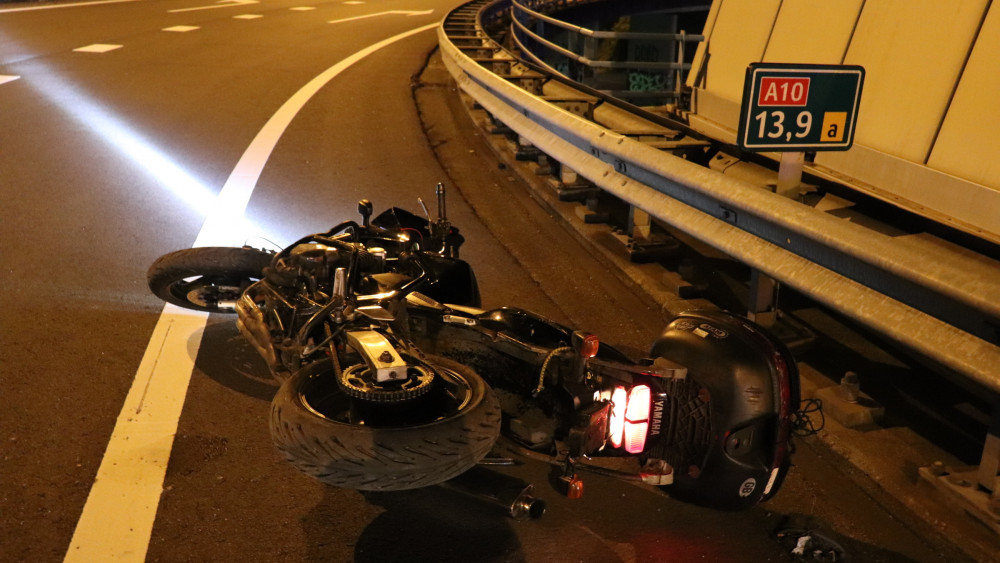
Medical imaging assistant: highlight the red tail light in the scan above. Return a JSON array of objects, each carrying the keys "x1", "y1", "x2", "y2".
[
  {"x1": 609, "y1": 386, "x2": 627, "y2": 448},
  {"x1": 624, "y1": 385, "x2": 651, "y2": 453},
  {"x1": 623, "y1": 421, "x2": 649, "y2": 454},
  {"x1": 625, "y1": 385, "x2": 650, "y2": 421},
  {"x1": 608, "y1": 384, "x2": 651, "y2": 453}
]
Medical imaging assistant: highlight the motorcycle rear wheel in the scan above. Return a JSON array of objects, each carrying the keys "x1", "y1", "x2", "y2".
[
  {"x1": 270, "y1": 355, "x2": 501, "y2": 491},
  {"x1": 147, "y1": 247, "x2": 273, "y2": 313}
]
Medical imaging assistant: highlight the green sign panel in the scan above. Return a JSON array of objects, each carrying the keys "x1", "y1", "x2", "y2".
[{"x1": 737, "y1": 63, "x2": 864, "y2": 151}]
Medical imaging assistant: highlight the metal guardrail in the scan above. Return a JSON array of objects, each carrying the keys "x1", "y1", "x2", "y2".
[
  {"x1": 438, "y1": 0, "x2": 1000, "y2": 396},
  {"x1": 508, "y1": 0, "x2": 703, "y2": 101}
]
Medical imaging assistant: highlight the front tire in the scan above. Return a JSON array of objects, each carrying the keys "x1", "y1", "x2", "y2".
[
  {"x1": 147, "y1": 247, "x2": 273, "y2": 313},
  {"x1": 270, "y1": 355, "x2": 501, "y2": 491}
]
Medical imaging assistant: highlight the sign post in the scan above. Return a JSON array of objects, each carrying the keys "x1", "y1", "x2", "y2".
[
  {"x1": 736, "y1": 63, "x2": 864, "y2": 324},
  {"x1": 737, "y1": 63, "x2": 864, "y2": 197}
]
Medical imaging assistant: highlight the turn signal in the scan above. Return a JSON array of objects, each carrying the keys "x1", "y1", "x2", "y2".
[{"x1": 578, "y1": 334, "x2": 599, "y2": 358}]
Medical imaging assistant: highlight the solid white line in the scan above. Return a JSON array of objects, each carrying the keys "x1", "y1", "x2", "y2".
[
  {"x1": 329, "y1": 9, "x2": 433, "y2": 24},
  {"x1": 63, "y1": 21, "x2": 439, "y2": 563},
  {"x1": 0, "y1": 75, "x2": 20, "y2": 86},
  {"x1": 168, "y1": 0, "x2": 259, "y2": 14},
  {"x1": 0, "y1": 0, "x2": 141, "y2": 13}
]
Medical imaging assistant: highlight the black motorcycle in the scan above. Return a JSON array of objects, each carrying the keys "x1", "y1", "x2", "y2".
[{"x1": 148, "y1": 186, "x2": 801, "y2": 510}]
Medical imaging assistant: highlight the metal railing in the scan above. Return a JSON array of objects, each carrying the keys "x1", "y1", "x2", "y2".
[
  {"x1": 509, "y1": 0, "x2": 703, "y2": 102},
  {"x1": 439, "y1": 0, "x2": 1000, "y2": 396},
  {"x1": 439, "y1": 0, "x2": 1000, "y2": 539}
]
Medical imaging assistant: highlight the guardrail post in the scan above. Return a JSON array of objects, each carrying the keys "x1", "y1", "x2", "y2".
[
  {"x1": 560, "y1": 165, "x2": 578, "y2": 186},
  {"x1": 748, "y1": 270, "x2": 779, "y2": 327},
  {"x1": 629, "y1": 206, "x2": 651, "y2": 240},
  {"x1": 979, "y1": 408, "x2": 1000, "y2": 503}
]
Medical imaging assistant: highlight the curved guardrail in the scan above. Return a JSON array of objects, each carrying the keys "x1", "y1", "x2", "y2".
[{"x1": 438, "y1": 0, "x2": 1000, "y2": 395}]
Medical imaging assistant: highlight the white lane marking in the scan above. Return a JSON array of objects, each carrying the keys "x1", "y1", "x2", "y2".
[
  {"x1": 329, "y1": 9, "x2": 433, "y2": 24},
  {"x1": 63, "y1": 21, "x2": 440, "y2": 563},
  {"x1": 168, "y1": 0, "x2": 258, "y2": 13},
  {"x1": 0, "y1": 75, "x2": 20, "y2": 85},
  {"x1": 0, "y1": 0, "x2": 141, "y2": 13},
  {"x1": 233, "y1": 13, "x2": 263, "y2": 19},
  {"x1": 64, "y1": 306, "x2": 207, "y2": 563},
  {"x1": 162, "y1": 25, "x2": 201, "y2": 32},
  {"x1": 344, "y1": 1, "x2": 365, "y2": 4},
  {"x1": 73, "y1": 44, "x2": 124, "y2": 53},
  {"x1": 290, "y1": 6, "x2": 317, "y2": 10}
]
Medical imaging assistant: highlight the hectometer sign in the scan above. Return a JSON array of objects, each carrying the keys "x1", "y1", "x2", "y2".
[{"x1": 737, "y1": 63, "x2": 864, "y2": 151}]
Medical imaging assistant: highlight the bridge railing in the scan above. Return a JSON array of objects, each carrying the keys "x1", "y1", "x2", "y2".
[{"x1": 508, "y1": 0, "x2": 703, "y2": 103}]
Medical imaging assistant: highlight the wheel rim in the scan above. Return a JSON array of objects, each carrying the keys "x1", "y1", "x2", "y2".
[
  {"x1": 170, "y1": 276, "x2": 247, "y2": 311},
  {"x1": 299, "y1": 361, "x2": 474, "y2": 428}
]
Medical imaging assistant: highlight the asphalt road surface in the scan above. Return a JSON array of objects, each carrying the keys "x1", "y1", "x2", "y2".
[{"x1": 0, "y1": 1, "x2": 981, "y2": 561}]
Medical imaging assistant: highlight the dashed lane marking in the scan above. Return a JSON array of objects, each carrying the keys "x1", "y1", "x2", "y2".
[
  {"x1": 233, "y1": 13, "x2": 263, "y2": 19},
  {"x1": 73, "y1": 44, "x2": 124, "y2": 53},
  {"x1": 290, "y1": 6, "x2": 316, "y2": 10},
  {"x1": 0, "y1": 75, "x2": 20, "y2": 86},
  {"x1": 63, "y1": 21, "x2": 440, "y2": 563},
  {"x1": 162, "y1": 25, "x2": 201, "y2": 32}
]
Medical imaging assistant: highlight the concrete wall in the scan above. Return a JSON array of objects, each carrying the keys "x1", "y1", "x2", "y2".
[{"x1": 686, "y1": 0, "x2": 1000, "y2": 242}]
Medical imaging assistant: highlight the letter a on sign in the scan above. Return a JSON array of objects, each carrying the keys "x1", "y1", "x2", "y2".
[{"x1": 821, "y1": 112, "x2": 847, "y2": 142}]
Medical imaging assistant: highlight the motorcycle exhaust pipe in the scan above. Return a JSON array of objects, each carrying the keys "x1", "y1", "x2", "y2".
[
  {"x1": 236, "y1": 293, "x2": 278, "y2": 371},
  {"x1": 438, "y1": 466, "x2": 546, "y2": 521}
]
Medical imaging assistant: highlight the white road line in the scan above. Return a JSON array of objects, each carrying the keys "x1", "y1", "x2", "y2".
[
  {"x1": 63, "y1": 21, "x2": 439, "y2": 563},
  {"x1": 0, "y1": 0, "x2": 141, "y2": 13},
  {"x1": 290, "y1": 6, "x2": 317, "y2": 10},
  {"x1": 167, "y1": 0, "x2": 258, "y2": 13},
  {"x1": 232, "y1": 13, "x2": 263, "y2": 19},
  {"x1": 73, "y1": 43, "x2": 124, "y2": 53},
  {"x1": 329, "y1": 9, "x2": 433, "y2": 24},
  {"x1": 162, "y1": 25, "x2": 201, "y2": 32},
  {"x1": 0, "y1": 75, "x2": 20, "y2": 86}
]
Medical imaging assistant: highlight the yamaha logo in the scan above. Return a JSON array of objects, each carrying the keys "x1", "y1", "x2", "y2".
[{"x1": 650, "y1": 399, "x2": 665, "y2": 436}]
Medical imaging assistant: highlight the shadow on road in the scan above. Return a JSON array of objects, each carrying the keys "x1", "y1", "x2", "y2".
[{"x1": 195, "y1": 317, "x2": 278, "y2": 401}]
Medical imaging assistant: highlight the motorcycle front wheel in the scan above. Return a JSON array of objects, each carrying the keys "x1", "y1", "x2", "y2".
[
  {"x1": 147, "y1": 247, "x2": 273, "y2": 313},
  {"x1": 270, "y1": 355, "x2": 501, "y2": 491}
]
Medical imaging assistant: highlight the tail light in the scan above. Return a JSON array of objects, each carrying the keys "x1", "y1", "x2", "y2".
[
  {"x1": 608, "y1": 384, "x2": 652, "y2": 453},
  {"x1": 608, "y1": 386, "x2": 627, "y2": 449},
  {"x1": 623, "y1": 385, "x2": 651, "y2": 454}
]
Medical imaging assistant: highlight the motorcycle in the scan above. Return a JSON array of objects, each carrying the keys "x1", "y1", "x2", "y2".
[{"x1": 148, "y1": 185, "x2": 801, "y2": 511}]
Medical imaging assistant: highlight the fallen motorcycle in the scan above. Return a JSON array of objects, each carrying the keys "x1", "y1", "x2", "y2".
[{"x1": 148, "y1": 185, "x2": 801, "y2": 511}]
